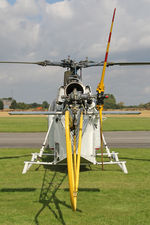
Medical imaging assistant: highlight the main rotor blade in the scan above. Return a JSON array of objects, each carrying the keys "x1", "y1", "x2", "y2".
[
  {"x1": 84, "y1": 61, "x2": 150, "y2": 68},
  {"x1": 107, "y1": 62, "x2": 150, "y2": 66},
  {"x1": 1, "y1": 60, "x2": 150, "y2": 69},
  {"x1": 0, "y1": 60, "x2": 62, "y2": 67},
  {"x1": 0, "y1": 61, "x2": 37, "y2": 64}
]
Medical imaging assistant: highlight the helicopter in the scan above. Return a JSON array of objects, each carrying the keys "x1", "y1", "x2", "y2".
[{"x1": 1, "y1": 8, "x2": 150, "y2": 211}]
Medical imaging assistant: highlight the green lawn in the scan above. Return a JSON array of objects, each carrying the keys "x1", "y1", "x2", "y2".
[
  {"x1": 0, "y1": 148, "x2": 150, "y2": 225},
  {"x1": 103, "y1": 117, "x2": 150, "y2": 131},
  {"x1": 0, "y1": 117, "x2": 47, "y2": 132},
  {"x1": 0, "y1": 117, "x2": 150, "y2": 132}
]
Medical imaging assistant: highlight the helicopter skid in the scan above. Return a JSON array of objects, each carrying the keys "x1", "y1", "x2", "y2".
[
  {"x1": 22, "y1": 113, "x2": 128, "y2": 174},
  {"x1": 22, "y1": 149, "x2": 128, "y2": 174}
]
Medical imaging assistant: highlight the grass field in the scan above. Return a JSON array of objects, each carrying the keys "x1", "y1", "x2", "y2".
[
  {"x1": 0, "y1": 117, "x2": 48, "y2": 132},
  {"x1": 0, "y1": 148, "x2": 150, "y2": 225},
  {"x1": 0, "y1": 116, "x2": 150, "y2": 132},
  {"x1": 103, "y1": 117, "x2": 150, "y2": 131},
  {"x1": 0, "y1": 111, "x2": 149, "y2": 224}
]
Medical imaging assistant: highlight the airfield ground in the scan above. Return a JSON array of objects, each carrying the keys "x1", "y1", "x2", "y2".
[
  {"x1": 0, "y1": 110, "x2": 150, "y2": 225},
  {"x1": 0, "y1": 148, "x2": 150, "y2": 225},
  {"x1": 0, "y1": 110, "x2": 46, "y2": 117},
  {"x1": 0, "y1": 109, "x2": 150, "y2": 117},
  {"x1": 0, "y1": 114, "x2": 150, "y2": 132}
]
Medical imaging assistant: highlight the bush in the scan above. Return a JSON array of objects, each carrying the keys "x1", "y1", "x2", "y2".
[
  {"x1": 10, "y1": 100, "x2": 17, "y2": 109},
  {"x1": 0, "y1": 100, "x2": 4, "y2": 110},
  {"x1": 104, "y1": 94, "x2": 117, "y2": 109},
  {"x1": 42, "y1": 101, "x2": 49, "y2": 109}
]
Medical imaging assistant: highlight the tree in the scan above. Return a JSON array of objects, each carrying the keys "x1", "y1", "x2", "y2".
[
  {"x1": 42, "y1": 101, "x2": 49, "y2": 109},
  {"x1": 104, "y1": 94, "x2": 116, "y2": 109},
  {"x1": 30, "y1": 102, "x2": 41, "y2": 108},
  {"x1": 0, "y1": 100, "x2": 4, "y2": 110},
  {"x1": 117, "y1": 102, "x2": 125, "y2": 109},
  {"x1": 17, "y1": 102, "x2": 29, "y2": 109},
  {"x1": 10, "y1": 100, "x2": 17, "y2": 109},
  {"x1": 143, "y1": 102, "x2": 150, "y2": 109}
]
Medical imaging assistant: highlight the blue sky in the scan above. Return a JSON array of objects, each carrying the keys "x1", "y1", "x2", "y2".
[
  {"x1": 7, "y1": 0, "x2": 64, "y2": 5},
  {"x1": 7, "y1": 0, "x2": 16, "y2": 4},
  {"x1": 46, "y1": 0, "x2": 64, "y2": 3}
]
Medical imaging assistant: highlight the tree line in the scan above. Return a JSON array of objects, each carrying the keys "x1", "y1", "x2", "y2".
[
  {"x1": 10, "y1": 100, "x2": 49, "y2": 110},
  {"x1": 0, "y1": 99, "x2": 49, "y2": 110},
  {"x1": 0, "y1": 94, "x2": 150, "y2": 110},
  {"x1": 104, "y1": 94, "x2": 150, "y2": 109}
]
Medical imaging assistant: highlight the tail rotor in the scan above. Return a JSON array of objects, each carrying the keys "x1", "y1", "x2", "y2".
[{"x1": 96, "y1": 8, "x2": 116, "y2": 170}]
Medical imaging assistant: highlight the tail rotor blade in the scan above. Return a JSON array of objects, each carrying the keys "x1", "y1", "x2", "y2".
[
  {"x1": 96, "y1": 8, "x2": 116, "y2": 170},
  {"x1": 97, "y1": 8, "x2": 116, "y2": 94}
]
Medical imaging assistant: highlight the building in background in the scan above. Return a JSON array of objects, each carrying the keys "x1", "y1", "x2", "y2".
[{"x1": 1, "y1": 98, "x2": 13, "y2": 109}]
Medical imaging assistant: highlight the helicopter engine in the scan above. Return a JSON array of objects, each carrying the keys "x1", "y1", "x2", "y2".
[
  {"x1": 65, "y1": 81, "x2": 84, "y2": 96},
  {"x1": 54, "y1": 69, "x2": 94, "y2": 112}
]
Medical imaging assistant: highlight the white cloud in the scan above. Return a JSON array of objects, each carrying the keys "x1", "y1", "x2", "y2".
[
  {"x1": 0, "y1": 0, "x2": 150, "y2": 104},
  {"x1": 46, "y1": 1, "x2": 73, "y2": 19},
  {"x1": 144, "y1": 86, "x2": 150, "y2": 94},
  {"x1": 0, "y1": 0, "x2": 9, "y2": 9},
  {"x1": 13, "y1": 0, "x2": 39, "y2": 16}
]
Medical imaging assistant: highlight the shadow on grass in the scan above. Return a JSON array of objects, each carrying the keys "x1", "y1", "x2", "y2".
[
  {"x1": 119, "y1": 157, "x2": 150, "y2": 162},
  {"x1": 34, "y1": 166, "x2": 72, "y2": 225},
  {"x1": 64, "y1": 188, "x2": 100, "y2": 192},
  {"x1": 0, "y1": 154, "x2": 31, "y2": 160},
  {"x1": 0, "y1": 188, "x2": 36, "y2": 192}
]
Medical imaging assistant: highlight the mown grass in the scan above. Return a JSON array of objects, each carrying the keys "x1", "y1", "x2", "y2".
[
  {"x1": 0, "y1": 117, "x2": 150, "y2": 132},
  {"x1": 0, "y1": 117, "x2": 48, "y2": 132},
  {"x1": 103, "y1": 117, "x2": 150, "y2": 131},
  {"x1": 0, "y1": 148, "x2": 150, "y2": 225}
]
